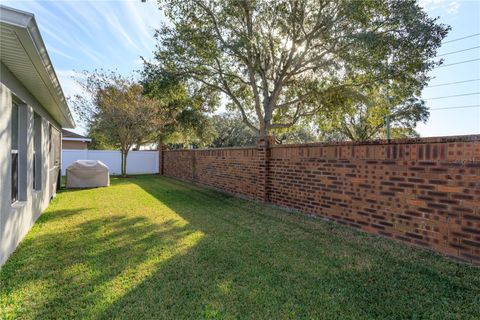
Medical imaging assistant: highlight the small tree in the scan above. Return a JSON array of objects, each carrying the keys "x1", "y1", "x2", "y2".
[
  {"x1": 72, "y1": 70, "x2": 171, "y2": 177},
  {"x1": 149, "y1": 0, "x2": 449, "y2": 139}
]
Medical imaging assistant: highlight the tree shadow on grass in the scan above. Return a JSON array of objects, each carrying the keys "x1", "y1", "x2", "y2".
[
  {"x1": 0, "y1": 205, "x2": 202, "y2": 319},
  {"x1": 1, "y1": 176, "x2": 479, "y2": 319},
  {"x1": 99, "y1": 176, "x2": 480, "y2": 319}
]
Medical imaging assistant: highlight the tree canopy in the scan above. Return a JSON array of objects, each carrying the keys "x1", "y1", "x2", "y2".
[
  {"x1": 149, "y1": 0, "x2": 449, "y2": 139},
  {"x1": 208, "y1": 113, "x2": 258, "y2": 147},
  {"x1": 141, "y1": 63, "x2": 218, "y2": 147},
  {"x1": 315, "y1": 87, "x2": 429, "y2": 141},
  {"x1": 71, "y1": 70, "x2": 173, "y2": 176}
]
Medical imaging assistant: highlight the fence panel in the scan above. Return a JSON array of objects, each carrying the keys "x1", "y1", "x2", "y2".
[{"x1": 61, "y1": 149, "x2": 159, "y2": 176}]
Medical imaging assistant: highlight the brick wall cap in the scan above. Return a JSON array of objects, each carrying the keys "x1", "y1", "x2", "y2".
[
  {"x1": 168, "y1": 145, "x2": 257, "y2": 152},
  {"x1": 164, "y1": 134, "x2": 480, "y2": 152},
  {"x1": 270, "y1": 134, "x2": 480, "y2": 149}
]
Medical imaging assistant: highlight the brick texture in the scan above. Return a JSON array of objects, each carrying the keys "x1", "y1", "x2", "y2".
[{"x1": 162, "y1": 135, "x2": 480, "y2": 264}]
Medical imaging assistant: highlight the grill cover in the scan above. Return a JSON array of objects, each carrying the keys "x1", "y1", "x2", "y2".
[{"x1": 66, "y1": 160, "x2": 110, "y2": 188}]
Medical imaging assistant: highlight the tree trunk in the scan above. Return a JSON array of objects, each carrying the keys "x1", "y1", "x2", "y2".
[
  {"x1": 120, "y1": 150, "x2": 124, "y2": 177},
  {"x1": 259, "y1": 123, "x2": 268, "y2": 140},
  {"x1": 121, "y1": 149, "x2": 128, "y2": 178},
  {"x1": 260, "y1": 105, "x2": 272, "y2": 140}
]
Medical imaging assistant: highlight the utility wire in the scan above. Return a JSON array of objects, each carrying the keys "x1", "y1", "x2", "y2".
[
  {"x1": 424, "y1": 92, "x2": 480, "y2": 100},
  {"x1": 430, "y1": 104, "x2": 480, "y2": 110},
  {"x1": 427, "y1": 79, "x2": 480, "y2": 88},
  {"x1": 437, "y1": 46, "x2": 480, "y2": 56},
  {"x1": 442, "y1": 33, "x2": 480, "y2": 44},
  {"x1": 437, "y1": 58, "x2": 480, "y2": 68}
]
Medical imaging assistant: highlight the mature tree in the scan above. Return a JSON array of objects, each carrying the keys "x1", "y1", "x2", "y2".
[
  {"x1": 149, "y1": 0, "x2": 449, "y2": 140},
  {"x1": 209, "y1": 113, "x2": 258, "y2": 147},
  {"x1": 71, "y1": 70, "x2": 172, "y2": 177},
  {"x1": 141, "y1": 64, "x2": 218, "y2": 148},
  {"x1": 316, "y1": 88, "x2": 429, "y2": 141}
]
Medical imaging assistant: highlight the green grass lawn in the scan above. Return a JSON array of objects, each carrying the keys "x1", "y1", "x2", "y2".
[{"x1": 1, "y1": 176, "x2": 479, "y2": 319}]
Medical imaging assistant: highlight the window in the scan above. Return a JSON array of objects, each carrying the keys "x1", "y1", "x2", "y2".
[
  {"x1": 48, "y1": 124, "x2": 61, "y2": 168},
  {"x1": 11, "y1": 102, "x2": 19, "y2": 203},
  {"x1": 33, "y1": 113, "x2": 42, "y2": 190},
  {"x1": 48, "y1": 125, "x2": 61, "y2": 196}
]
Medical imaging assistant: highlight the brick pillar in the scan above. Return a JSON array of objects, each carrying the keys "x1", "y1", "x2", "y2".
[
  {"x1": 191, "y1": 150, "x2": 196, "y2": 181},
  {"x1": 257, "y1": 137, "x2": 271, "y2": 202},
  {"x1": 159, "y1": 144, "x2": 166, "y2": 175}
]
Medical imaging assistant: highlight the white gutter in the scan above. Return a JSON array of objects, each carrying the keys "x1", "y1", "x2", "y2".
[
  {"x1": 63, "y1": 137, "x2": 92, "y2": 142},
  {"x1": 0, "y1": 5, "x2": 75, "y2": 128}
]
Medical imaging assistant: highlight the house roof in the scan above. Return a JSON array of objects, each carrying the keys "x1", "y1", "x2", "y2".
[
  {"x1": 0, "y1": 5, "x2": 75, "y2": 128},
  {"x1": 62, "y1": 129, "x2": 91, "y2": 142}
]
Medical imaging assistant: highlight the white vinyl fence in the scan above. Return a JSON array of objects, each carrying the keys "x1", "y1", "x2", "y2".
[{"x1": 62, "y1": 150, "x2": 159, "y2": 176}]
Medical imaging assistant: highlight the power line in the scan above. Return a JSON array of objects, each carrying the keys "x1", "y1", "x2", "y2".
[
  {"x1": 430, "y1": 104, "x2": 480, "y2": 111},
  {"x1": 442, "y1": 33, "x2": 480, "y2": 44},
  {"x1": 424, "y1": 92, "x2": 480, "y2": 100},
  {"x1": 437, "y1": 46, "x2": 480, "y2": 56},
  {"x1": 437, "y1": 58, "x2": 480, "y2": 68},
  {"x1": 427, "y1": 79, "x2": 480, "y2": 88}
]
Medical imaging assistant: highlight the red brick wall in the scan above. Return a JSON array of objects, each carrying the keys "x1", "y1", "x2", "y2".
[
  {"x1": 194, "y1": 148, "x2": 260, "y2": 198},
  {"x1": 162, "y1": 135, "x2": 480, "y2": 264},
  {"x1": 164, "y1": 150, "x2": 193, "y2": 181},
  {"x1": 164, "y1": 147, "x2": 260, "y2": 198}
]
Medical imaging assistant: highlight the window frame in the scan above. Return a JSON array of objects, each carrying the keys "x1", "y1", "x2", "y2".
[
  {"x1": 33, "y1": 112, "x2": 42, "y2": 191},
  {"x1": 11, "y1": 101, "x2": 19, "y2": 203}
]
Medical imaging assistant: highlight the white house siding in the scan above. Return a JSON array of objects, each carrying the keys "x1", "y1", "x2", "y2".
[{"x1": 0, "y1": 63, "x2": 61, "y2": 267}]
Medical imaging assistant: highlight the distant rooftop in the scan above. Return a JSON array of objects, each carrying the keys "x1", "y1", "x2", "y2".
[{"x1": 62, "y1": 129, "x2": 91, "y2": 141}]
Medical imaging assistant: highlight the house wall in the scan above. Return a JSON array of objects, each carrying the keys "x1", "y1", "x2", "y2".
[
  {"x1": 62, "y1": 140, "x2": 87, "y2": 150},
  {"x1": 0, "y1": 63, "x2": 61, "y2": 267},
  {"x1": 162, "y1": 136, "x2": 480, "y2": 264}
]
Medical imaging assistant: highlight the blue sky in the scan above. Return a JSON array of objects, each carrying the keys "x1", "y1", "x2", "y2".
[
  {"x1": 3, "y1": 0, "x2": 480, "y2": 137},
  {"x1": 415, "y1": 0, "x2": 480, "y2": 137}
]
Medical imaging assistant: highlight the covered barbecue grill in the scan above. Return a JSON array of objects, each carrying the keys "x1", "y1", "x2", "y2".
[{"x1": 66, "y1": 160, "x2": 110, "y2": 189}]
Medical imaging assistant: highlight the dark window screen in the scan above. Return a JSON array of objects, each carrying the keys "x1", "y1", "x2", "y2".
[
  {"x1": 33, "y1": 113, "x2": 41, "y2": 190},
  {"x1": 11, "y1": 103, "x2": 19, "y2": 203},
  {"x1": 11, "y1": 103, "x2": 18, "y2": 149},
  {"x1": 11, "y1": 152, "x2": 18, "y2": 203},
  {"x1": 33, "y1": 153, "x2": 36, "y2": 190}
]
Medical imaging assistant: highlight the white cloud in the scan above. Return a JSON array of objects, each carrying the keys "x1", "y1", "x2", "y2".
[
  {"x1": 54, "y1": 2, "x2": 96, "y2": 39},
  {"x1": 56, "y1": 70, "x2": 87, "y2": 132},
  {"x1": 78, "y1": 45, "x2": 106, "y2": 66},
  {"x1": 125, "y1": 0, "x2": 158, "y2": 52},
  {"x1": 447, "y1": 1, "x2": 460, "y2": 14},
  {"x1": 48, "y1": 47, "x2": 79, "y2": 62},
  {"x1": 103, "y1": 11, "x2": 144, "y2": 53},
  {"x1": 56, "y1": 70, "x2": 85, "y2": 98},
  {"x1": 41, "y1": 25, "x2": 73, "y2": 48},
  {"x1": 419, "y1": 0, "x2": 443, "y2": 11},
  {"x1": 419, "y1": 0, "x2": 461, "y2": 15}
]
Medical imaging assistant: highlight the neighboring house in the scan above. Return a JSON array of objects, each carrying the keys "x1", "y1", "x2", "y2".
[
  {"x1": 0, "y1": 6, "x2": 75, "y2": 266},
  {"x1": 136, "y1": 143, "x2": 157, "y2": 151},
  {"x1": 62, "y1": 129, "x2": 91, "y2": 150}
]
